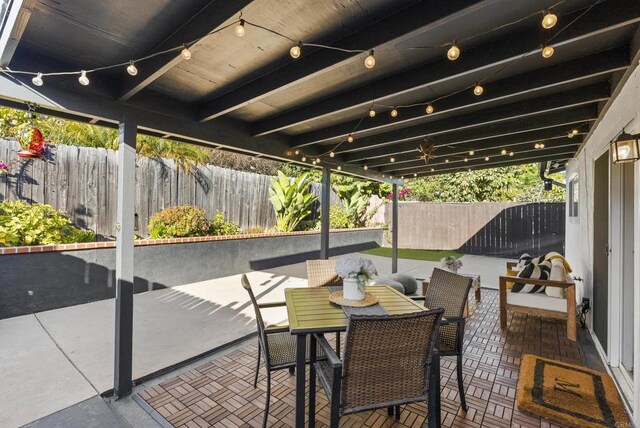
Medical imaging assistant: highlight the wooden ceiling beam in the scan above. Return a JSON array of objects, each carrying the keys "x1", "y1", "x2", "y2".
[
  {"x1": 336, "y1": 84, "x2": 607, "y2": 156},
  {"x1": 345, "y1": 106, "x2": 597, "y2": 162},
  {"x1": 252, "y1": 0, "x2": 640, "y2": 136},
  {"x1": 292, "y1": 47, "x2": 628, "y2": 147},
  {"x1": 117, "y1": 0, "x2": 253, "y2": 101},
  {"x1": 196, "y1": 0, "x2": 485, "y2": 121}
]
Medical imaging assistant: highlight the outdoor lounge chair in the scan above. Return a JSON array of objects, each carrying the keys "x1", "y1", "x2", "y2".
[
  {"x1": 241, "y1": 274, "x2": 324, "y2": 428},
  {"x1": 311, "y1": 309, "x2": 444, "y2": 428},
  {"x1": 414, "y1": 268, "x2": 473, "y2": 411},
  {"x1": 499, "y1": 261, "x2": 577, "y2": 341}
]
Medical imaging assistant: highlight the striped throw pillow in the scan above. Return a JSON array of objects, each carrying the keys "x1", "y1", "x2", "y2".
[{"x1": 511, "y1": 255, "x2": 550, "y2": 293}]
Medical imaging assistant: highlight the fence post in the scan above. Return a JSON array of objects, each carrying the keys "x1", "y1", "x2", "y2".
[
  {"x1": 114, "y1": 114, "x2": 136, "y2": 398},
  {"x1": 320, "y1": 167, "x2": 330, "y2": 259}
]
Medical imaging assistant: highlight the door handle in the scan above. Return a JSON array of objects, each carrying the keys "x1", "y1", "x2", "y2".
[{"x1": 605, "y1": 244, "x2": 610, "y2": 256}]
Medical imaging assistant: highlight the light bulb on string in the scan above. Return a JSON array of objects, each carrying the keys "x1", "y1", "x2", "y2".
[
  {"x1": 315, "y1": 158, "x2": 321, "y2": 164},
  {"x1": 568, "y1": 131, "x2": 574, "y2": 138},
  {"x1": 540, "y1": 142, "x2": 545, "y2": 148},
  {"x1": 364, "y1": 50, "x2": 376, "y2": 69},
  {"x1": 542, "y1": 11, "x2": 558, "y2": 29},
  {"x1": 501, "y1": 149, "x2": 507, "y2": 155},
  {"x1": 469, "y1": 150, "x2": 475, "y2": 156},
  {"x1": 301, "y1": 156, "x2": 306, "y2": 162},
  {"x1": 447, "y1": 43, "x2": 460, "y2": 61},
  {"x1": 401, "y1": 176, "x2": 404, "y2": 180},
  {"x1": 337, "y1": 165, "x2": 342, "y2": 171},
  {"x1": 126, "y1": 61, "x2": 138, "y2": 76},
  {"x1": 473, "y1": 84, "x2": 484, "y2": 96},
  {"x1": 509, "y1": 151, "x2": 514, "y2": 156},
  {"x1": 541, "y1": 45, "x2": 554, "y2": 59},
  {"x1": 78, "y1": 70, "x2": 90, "y2": 86},
  {"x1": 32, "y1": 72, "x2": 43, "y2": 86},
  {"x1": 347, "y1": 134, "x2": 354, "y2": 143},
  {"x1": 294, "y1": 150, "x2": 300, "y2": 155},
  {"x1": 571, "y1": 129, "x2": 579, "y2": 136},
  {"x1": 368, "y1": 108, "x2": 376, "y2": 117},
  {"x1": 390, "y1": 157, "x2": 395, "y2": 163},
  {"x1": 329, "y1": 151, "x2": 335, "y2": 158},
  {"x1": 445, "y1": 159, "x2": 449, "y2": 163},
  {"x1": 430, "y1": 168, "x2": 435, "y2": 172},
  {"x1": 363, "y1": 164, "x2": 368, "y2": 171},
  {"x1": 464, "y1": 157, "x2": 468, "y2": 162},
  {"x1": 414, "y1": 173, "x2": 417, "y2": 177},
  {"x1": 535, "y1": 143, "x2": 541, "y2": 149},
  {"x1": 390, "y1": 107, "x2": 398, "y2": 118},
  {"x1": 181, "y1": 46, "x2": 192, "y2": 60},
  {"x1": 484, "y1": 156, "x2": 490, "y2": 161},
  {"x1": 290, "y1": 42, "x2": 302, "y2": 59},
  {"x1": 425, "y1": 104, "x2": 434, "y2": 114},
  {"x1": 235, "y1": 19, "x2": 246, "y2": 37}
]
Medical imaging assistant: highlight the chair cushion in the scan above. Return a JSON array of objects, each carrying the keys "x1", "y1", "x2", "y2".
[
  {"x1": 507, "y1": 292, "x2": 567, "y2": 312},
  {"x1": 370, "y1": 278, "x2": 404, "y2": 294},
  {"x1": 387, "y1": 273, "x2": 418, "y2": 295}
]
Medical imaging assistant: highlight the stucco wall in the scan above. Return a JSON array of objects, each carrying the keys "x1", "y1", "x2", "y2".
[{"x1": 0, "y1": 228, "x2": 382, "y2": 318}]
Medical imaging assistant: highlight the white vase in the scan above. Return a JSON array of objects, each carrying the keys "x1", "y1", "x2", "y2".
[
  {"x1": 447, "y1": 267, "x2": 459, "y2": 274},
  {"x1": 343, "y1": 277, "x2": 365, "y2": 301}
]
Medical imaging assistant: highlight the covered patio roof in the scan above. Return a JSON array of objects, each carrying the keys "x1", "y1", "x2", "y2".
[{"x1": 1, "y1": 0, "x2": 639, "y2": 180}]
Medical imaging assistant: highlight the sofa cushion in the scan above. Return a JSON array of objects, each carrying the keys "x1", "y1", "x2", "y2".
[
  {"x1": 386, "y1": 273, "x2": 418, "y2": 295},
  {"x1": 545, "y1": 259, "x2": 568, "y2": 298},
  {"x1": 370, "y1": 278, "x2": 404, "y2": 294},
  {"x1": 507, "y1": 292, "x2": 567, "y2": 312}
]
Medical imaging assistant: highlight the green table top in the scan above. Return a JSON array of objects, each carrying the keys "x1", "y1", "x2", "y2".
[{"x1": 285, "y1": 285, "x2": 426, "y2": 335}]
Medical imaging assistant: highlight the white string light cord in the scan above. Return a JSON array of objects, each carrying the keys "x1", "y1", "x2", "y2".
[{"x1": 0, "y1": 0, "x2": 606, "y2": 174}]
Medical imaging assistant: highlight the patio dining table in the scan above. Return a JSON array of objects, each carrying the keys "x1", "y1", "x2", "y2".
[{"x1": 285, "y1": 285, "x2": 446, "y2": 428}]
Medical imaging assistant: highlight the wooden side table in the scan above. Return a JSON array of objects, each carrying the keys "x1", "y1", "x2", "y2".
[{"x1": 421, "y1": 273, "x2": 481, "y2": 316}]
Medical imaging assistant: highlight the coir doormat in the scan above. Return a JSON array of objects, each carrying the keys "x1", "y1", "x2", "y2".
[{"x1": 517, "y1": 354, "x2": 630, "y2": 428}]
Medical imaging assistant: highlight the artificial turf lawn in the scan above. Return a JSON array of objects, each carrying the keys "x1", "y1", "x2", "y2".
[{"x1": 361, "y1": 247, "x2": 463, "y2": 261}]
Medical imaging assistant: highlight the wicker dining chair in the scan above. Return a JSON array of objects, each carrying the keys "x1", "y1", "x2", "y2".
[
  {"x1": 306, "y1": 259, "x2": 343, "y2": 287},
  {"x1": 420, "y1": 268, "x2": 473, "y2": 411},
  {"x1": 311, "y1": 309, "x2": 444, "y2": 428},
  {"x1": 241, "y1": 274, "x2": 324, "y2": 428}
]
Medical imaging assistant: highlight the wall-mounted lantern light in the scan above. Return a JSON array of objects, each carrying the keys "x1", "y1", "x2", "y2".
[{"x1": 611, "y1": 131, "x2": 640, "y2": 164}]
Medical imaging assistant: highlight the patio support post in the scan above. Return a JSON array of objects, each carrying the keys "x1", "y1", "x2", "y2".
[
  {"x1": 320, "y1": 166, "x2": 330, "y2": 259},
  {"x1": 114, "y1": 114, "x2": 137, "y2": 398},
  {"x1": 392, "y1": 183, "x2": 399, "y2": 273}
]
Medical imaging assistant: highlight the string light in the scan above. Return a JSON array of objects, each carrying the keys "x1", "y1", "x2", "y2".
[
  {"x1": 235, "y1": 19, "x2": 246, "y2": 37},
  {"x1": 294, "y1": 149, "x2": 300, "y2": 155},
  {"x1": 126, "y1": 61, "x2": 138, "y2": 76},
  {"x1": 315, "y1": 157, "x2": 321, "y2": 163},
  {"x1": 301, "y1": 156, "x2": 306, "y2": 162},
  {"x1": 571, "y1": 129, "x2": 579, "y2": 136},
  {"x1": 290, "y1": 42, "x2": 302, "y2": 59},
  {"x1": 473, "y1": 84, "x2": 484, "y2": 96},
  {"x1": 364, "y1": 50, "x2": 376, "y2": 69},
  {"x1": 541, "y1": 45, "x2": 554, "y2": 58},
  {"x1": 430, "y1": 168, "x2": 435, "y2": 172},
  {"x1": 78, "y1": 70, "x2": 90, "y2": 86},
  {"x1": 542, "y1": 11, "x2": 558, "y2": 29},
  {"x1": 535, "y1": 143, "x2": 540, "y2": 148},
  {"x1": 445, "y1": 159, "x2": 449, "y2": 163},
  {"x1": 568, "y1": 131, "x2": 574, "y2": 138},
  {"x1": 447, "y1": 43, "x2": 460, "y2": 61},
  {"x1": 484, "y1": 156, "x2": 490, "y2": 161},
  {"x1": 347, "y1": 134, "x2": 354, "y2": 143},
  {"x1": 414, "y1": 173, "x2": 417, "y2": 177},
  {"x1": 329, "y1": 151, "x2": 335, "y2": 157},
  {"x1": 501, "y1": 149, "x2": 507, "y2": 155},
  {"x1": 390, "y1": 157, "x2": 395, "y2": 163},
  {"x1": 509, "y1": 151, "x2": 514, "y2": 156},
  {"x1": 363, "y1": 164, "x2": 368, "y2": 170},
  {"x1": 181, "y1": 46, "x2": 192, "y2": 60},
  {"x1": 368, "y1": 108, "x2": 376, "y2": 117},
  {"x1": 469, "y1": 150, "x2": 475, "y2": 156},
  {"x1": 425, "y1": 104, "x2": 434, "y2": 114},
  {"x1": 464, "y1": 157, "x2": 468, "y2": 162},
  {"x1": 337, "y1": 165, "x2": 342, "y2": 171},
  {"x1": 401, "y1": 176, "x2": 404, "y2": 180},
  {"x1": 390, "y1": 107, "x2": 398, "y2": 118},
  {"x1": 32, "y1": 72, "x2": 43, "y2": 86}
]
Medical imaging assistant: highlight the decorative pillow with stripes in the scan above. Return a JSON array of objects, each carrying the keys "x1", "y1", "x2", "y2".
[{"x1": 511, "y1": 255, "x2": 551, "y2": 293}]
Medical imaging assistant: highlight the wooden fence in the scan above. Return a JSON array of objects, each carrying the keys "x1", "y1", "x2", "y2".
[
  {"x1": 383, "y1": 201, "x2": 565, "y2": 257},
  {"x1": 0, "y1": 140, "x2": 278, "y2": 237}
]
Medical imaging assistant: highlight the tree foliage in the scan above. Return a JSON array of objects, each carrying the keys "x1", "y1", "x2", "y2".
[{"x1": 406, "y1": 164, "x2": 565, "y2": 202}]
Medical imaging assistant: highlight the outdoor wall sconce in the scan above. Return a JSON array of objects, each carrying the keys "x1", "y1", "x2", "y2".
[{"x1": 611, "y1": 131, "x2": 640, "y2": 163}]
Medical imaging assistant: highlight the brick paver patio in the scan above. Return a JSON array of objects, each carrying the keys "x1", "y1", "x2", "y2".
[{"x1": 136, "y1": 289, "x2": 589, "y2": 427}]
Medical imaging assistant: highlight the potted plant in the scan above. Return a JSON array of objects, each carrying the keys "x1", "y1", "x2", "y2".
[
  {"x1": 335, "y1": 256, "x2": 377, "y2": 301},
  {"x1": 441, "y1": 256, "x2": 463, "y2": 273},
  {"x1": 17, "y1": 125, "x2": 47, "y2": 158}
]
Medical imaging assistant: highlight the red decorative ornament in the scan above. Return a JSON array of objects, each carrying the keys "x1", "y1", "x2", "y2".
[{"x1": 17, "y1": 127, "x2": 47, "y2": 158}]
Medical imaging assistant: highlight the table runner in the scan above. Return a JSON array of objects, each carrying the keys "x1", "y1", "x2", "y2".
[{"x1": 327, "y1": 286, "x2": 388, "y2": 316}]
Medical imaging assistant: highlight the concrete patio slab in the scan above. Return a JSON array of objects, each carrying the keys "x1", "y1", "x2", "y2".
[
  {"x1": 23, "y1": 396, "x2": 127, "y2": 428},
  {"x1": 0, "y1": 315, "x2": 96, "y2": 428}
]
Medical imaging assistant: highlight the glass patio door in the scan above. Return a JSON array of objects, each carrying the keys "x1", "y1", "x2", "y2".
[
  {"x1": 620, "y1": 162, "x2": 635, "y2": 377},
  {"x1": 593, "y1": 151, "x2": 609, "y2": 354}
]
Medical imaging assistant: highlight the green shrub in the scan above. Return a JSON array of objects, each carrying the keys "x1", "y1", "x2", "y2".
[
  {"x1": 329, "y1": 205, "x2": 351, "y2": 229},
  {"x1": 269, "y1": 171, "x2": 318, "y2": 232},
  {"x1": 148, "y1": 205, "x2": 209, "y2": 238},
  {"x1": 210, "y1": 211, "x2": 241, "y2": 236},
  {"x1": 0, "y1": 201, "x2": 95, "y2": 247},
  {"x1": 295, "y1": 220, "x2": 319, "y2": 231},
  {"x1": 244, "y1": 226, "x2": 265, "y2": 234}
]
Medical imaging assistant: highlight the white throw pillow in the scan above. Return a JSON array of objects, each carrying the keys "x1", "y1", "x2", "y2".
[{"x1": 545, "y1": 259, "x2": 567, "y2": 298}]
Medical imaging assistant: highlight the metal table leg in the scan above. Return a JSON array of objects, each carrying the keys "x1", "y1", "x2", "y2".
[{"x1": 295, "y1": 334, "x2": 307, "y2": 428}]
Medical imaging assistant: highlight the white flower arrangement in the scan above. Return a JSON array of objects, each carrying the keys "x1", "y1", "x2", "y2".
[
  {"x1": 441, "y1": 256, "x2": 463, "y2": 271},
  {"x1": 335, "y1": 256, "x2": 377, "y2": 292}
]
